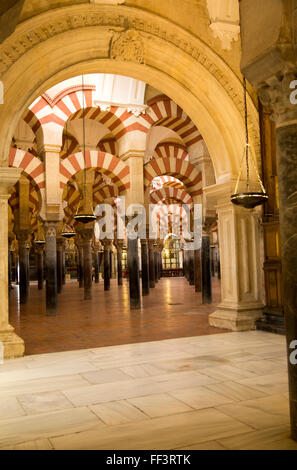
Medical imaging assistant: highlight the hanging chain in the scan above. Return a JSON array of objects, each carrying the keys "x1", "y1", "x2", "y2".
[
  {"x1": 243, "y1": 76, "x2": 250, "y2": 191},
  {"x1": 82, "y1": 74, "x2": 87, "y2": 207}
]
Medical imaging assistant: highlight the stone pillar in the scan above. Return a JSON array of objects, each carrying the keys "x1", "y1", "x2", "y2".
[
  {"x1": 189, "y1": 250, "x2": 195, "y2": 286},
  {"x1": 56, "y1": 239, "x2": 64, "y2": 294},
  {"x1": 0, "y1": 168, "x2": 24, "y2": 358},
  {"x1": 45, "y1": 222, "x2": 58, "y2": 316},
  {"x1": 62, "y1": 248, "x2": 66, "y2": 285},
  {"x1": 16, "y1": 231, "x2": 30, "y2": 304},
  {"x1": 184, "y1": 249, "x2": 189, "y2": 281},
  {"x1": 115, "y1": 241, "x2": 123, "y2": 286},
  {"x1": 141, "y1": 239, "x2": 150, "y2": 296},
  {"x1": 93, "y1": 245, "x2": 100, "y2": 284},
  {"x1": 205, "y1": 182, "x2": 264, "y2": 330},
  {"x1": 201, "y1": 226, "x2": 212, "y2": 304},
  {"x1": 154, "y1": 248, "x2": 159, "y2": 284},
  {"x1": 148, "y1": 240, "x2": 155, "y2": 288},
  {"x1": 128, "y1": 237, "x2": 141, "y2": 309},
  {"x1": 81, "y1": 228, "x2": 93, "y2": 300},
  {"x1": 103, "y1": 240, "x2": 112, "y2": 291},
  {"x1": 36, "y1": 244, "x2": 44, "y2": 290},
  {"x1": 78, "y1": 241, "x2": 84, "y2": 288},
  {"x1": 194, "y1": 249, "x2": 202, "y2": 292}
]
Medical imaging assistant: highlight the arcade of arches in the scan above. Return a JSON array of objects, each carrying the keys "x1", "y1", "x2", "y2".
[{"x1": 0, "y1": 0, "x2": 297, "y2": 448}]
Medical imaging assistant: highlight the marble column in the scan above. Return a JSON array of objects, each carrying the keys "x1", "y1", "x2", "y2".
[
  {"x1": 93, "y1": 246, "x2": 100, "y2": 284},
  {"x1": 0, "y1": 168, "x2": 24, "y2": 358},
  {"x1": 275, "y1": 122, "x2": 297, "y2": 440},
  {"x1": 62, "y1": 248, "x2": 66, "y2": 285},
  {"x1": 184, "y1": 249, "x2": 189, "y2": 282},
  {"x1": 115, "y1": 242, "x2": 123, "y2": 286},
  {"x1": 16, "y1": 231, "x2": 30, "y2": 304},
  {"x1": 154, "y1": 249, "x2": 159, "y2": 284},
  {"x1": 194, "y1": 249, "x2": 202, "y2": 293},
  {"x1": 128, "y1": 237, "x2": 141, "y2": 309},
  {"x1": 148, "y1": 241, "x2": 155, "y2": 288},
  {"x1": 56, "y1": 239, "x2": 63, "y2": 294},
  {"x1": 45, "y1": 222, "x2": 58, "y2": 316},
  {"x1": 36, "y1": 245, "x2": 44, "y2": 290},
  {"x1": 141, "y1": 239, "x2": 150, "y2": 296},
  {"x1": 189, "y1": 250, "x2": 195, "y2": 286},
  {"x1": 78, "y1": 242, "x2": 84, "y2": 288},
  {"x1": 103, "y1": 240, "x2": 112, "y2": 291},
  {"x1": 81, "y1": 229, "x2": 93, "y2": 300},
  {"x1": 202, "y1": 229, "x2": 212, "y2": 304}
]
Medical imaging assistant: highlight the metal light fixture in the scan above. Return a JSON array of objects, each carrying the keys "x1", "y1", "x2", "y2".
[
  {"x1": 62, "y1": 121, "x2": 77, "y2": 238},
  {"x1": 231, "y1": 77, "x2": 268, "y2": 209},
  {"x1": 74, "y1": 74, "x2": 96, "y2": 224}
]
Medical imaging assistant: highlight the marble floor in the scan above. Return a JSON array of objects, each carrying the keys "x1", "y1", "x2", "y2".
[{"x1": 0, "y1": 330, "x2": 296, "y2": 450}]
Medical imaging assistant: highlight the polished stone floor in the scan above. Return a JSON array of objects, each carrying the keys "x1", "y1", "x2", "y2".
[
  {"x1": 9, "y1": 277, "x2": 224, "y2": 355},
  {"x1": 0, "y1": 331, "x2": 295, "y2": 450}
]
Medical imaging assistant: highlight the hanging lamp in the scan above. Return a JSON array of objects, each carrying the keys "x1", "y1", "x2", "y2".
[
  {"x1": 62, "y1": 121, "x2": 76, "y2": 239},
  {"x1": 231, "y1": 77, "x2": 268, "y2": 209},
  {"x1": 74, "y1": 74, "x2": 96, "y2": 224}
]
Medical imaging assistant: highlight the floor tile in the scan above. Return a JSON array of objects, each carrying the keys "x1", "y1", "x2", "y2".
[
  {"x1": 90, "y1": 400, "x2": 149, "y2": 425},
  {"x1": 170, "y1": 386, "x2": 234, "y2": 409},
  {"x1": 17, "y1": 391, "x2": 73, "y2": 415},
  {"x1": 128, "y1": 393, "x2": 193, "y2": 417}
]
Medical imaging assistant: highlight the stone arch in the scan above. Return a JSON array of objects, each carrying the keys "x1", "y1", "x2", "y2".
[
  {"x1": 144, "y1": 157, "x2": 202, "y2": 196},
  {"x1": 9, "y1": 148, "x2": 45, "y2": 191},
  {"x1": 142, "y1": 95, "x2": 202, "y2": 148},
  {"x1": 0, "y1": 3, "x2": 260, "y2": 184},
  {"x1": 60, "y1": 150, "x2": 130, "y2": 193},
  {"x1": 150, "y1": 187, "x2": 192, "y2": 205},
  {"x1": 153, "y1": 142, "x2": 189, "y2": 161}
]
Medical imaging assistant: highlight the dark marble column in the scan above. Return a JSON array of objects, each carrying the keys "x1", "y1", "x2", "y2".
[
  {"x1": 17, "y1": 231, "x2": 29, "y2": 304},
  {"x1": 148, "y1": 241, "x2": 155, "y2": 288},
  {"x1": 184, "y1": 249, "x2": 189, "y2": 282},
  {"x1": 116, "y1": 243, "x2": 123, "y2": 286},
  {"x1": 275, "y1": 123, "x2": 297, "y2": 440},
  {"x1": 56, "y1": 239, "x2": 63, "y2": 294},
  {"x1": 93, "y1": 247, "x2": 100, "y2": 284},
  {"x1": 78, "y1": 243, "x2": 84, "y2": 288},
  {"x1": 141, "y1": 239, "x2": 150, "y2": 296},
  {"x1": 202, "y1": 231, "x2": 212, "y2": 304},
  {"x1": 62, "y1": 248, "x2": 66, "y2": 285},
  {"x1": 36, "y1": 245, "x2": 44, "y2": 290},
  {"x1": 189, "y1": 250, "x2": 195, "y2": 286},
  {"x1": 45, "y1": 222, "x2": 58, "y2": 316},
  {"x1": 128, "y1": 237, "x2": 141, "y2": 309},
  {"x1": 194, "y1": 249, "x2": 202, "y2": 292},
  {"x1": 103, "y1": 240, "x2": 111, "y2": 291},
  {"x1": 81, "y1": 229, "x2": 93, "y2": 300},
  {"x1": 154, "y1": 249, "x2": 159, "y2": 284}
]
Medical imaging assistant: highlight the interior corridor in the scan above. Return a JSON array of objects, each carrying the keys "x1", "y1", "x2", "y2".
[{"x1": 9, "y1": 278, "x2": 223, "y2": 356}]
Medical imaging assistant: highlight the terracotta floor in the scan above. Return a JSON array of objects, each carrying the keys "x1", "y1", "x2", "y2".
[{"x1": 9, "y1": 277, "x2": 225, "y2": 356}]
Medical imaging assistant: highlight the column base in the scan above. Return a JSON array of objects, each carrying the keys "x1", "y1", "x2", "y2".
[
  {"x1": 209, "y1": 306, "x2": 263, "y2": 331},
  {"x1": 0, "y1": 325, "x2": 25, "y2": 359}
]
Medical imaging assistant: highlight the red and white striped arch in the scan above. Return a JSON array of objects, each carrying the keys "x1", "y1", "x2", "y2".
[
  {"x1": 9, "y1": 148, "x2": 45, "y2": 190},
  {"x1": 141, "y1": 95, "x2": 202, "y2": 148},
  {"x1": 60, "y1": 151, "x2": 130, "y2": 193},
  {"x1": 153, "y1": 142, "x2": 189, "y2": 161},
  {"x1": 144, "y1": 157, "x2": 202, "y2": 196},
  {"x1": 150, "y1": 175, "x2": 185, "y2": 191},
  {"x1": 150, "y1": 187, "x2": 192, "y2": 206},
  {"x1": 98, "y1": 138, "x2": 118, "y2": 156}
]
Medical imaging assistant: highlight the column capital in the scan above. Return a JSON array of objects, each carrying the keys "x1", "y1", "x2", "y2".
[
  {"x1": 0, "y1": 167, "x2": 22, "y2": 196},
  {"x1": 44, "y1": 221, "x2": 59, "y2": 237},
  {"x1": 102, "y1": 239, "x2": 113, "y2": 250}
]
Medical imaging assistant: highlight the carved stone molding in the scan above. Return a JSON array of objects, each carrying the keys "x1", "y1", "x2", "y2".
[{"x1": 110, "y1": 29, "x2": 145, "y2": 64}]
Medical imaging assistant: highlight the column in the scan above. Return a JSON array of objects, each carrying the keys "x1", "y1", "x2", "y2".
[
  {"x1": 81, "y1": 228, "x2": 93, "y2": 300},
  {"x1": 148, "y1": 241, "x2": 155, "y2": 288},
  {"x1": 56, "y1": 239, "x2": 63, "y2": 294},
  {"x1": 16, "y1": 231, "x2": 30, "y2": 304},
  {"x1": 141, "y1": 239, "x2": 150, "y2": 296},
  {"x1": 194, "y1": 249, "x2": 202, "y2": 292},
  {"x1": 205, "y1": 182, "x2": 264, "y2": 330},
  {"x1": 78, "y1": 241, "x2": 84, "y2": 288},
  {"x1": 103, "y1": 240, "x2": 112, "y2": 291},
  {"x1": 62, "y1": 248, "x2": 66, "y2": 285},
  {"x1": 93, "y1": 245, "x2": 100, "y2": 284},
  {"x1": 189, "y1": 250, "x2": 195, "y2": 286},
  {"x1": 45, "y1": 222, "x2": 58, "y2": 316},
  {"x1": 115, "y1": 241, "x2": 124, "y2": 286},
  {"x1": 201, "y1": 226, "x2": 212, "y2": 303},
  {"x1": 154, "y1": 248, "x2": 158, "y2": 284},
  {"x1": 36, "y1": 244, "x2": 44, "y2": 290},
  {"x1": 0, "y1": 168, "x2": 24, "y2": 358},
  {"x1": 184, "y1": 249, "x2": 189, "y2": 281},
  {"x1": 128, "y1": 237, "x2": 141, "y2": 309}
]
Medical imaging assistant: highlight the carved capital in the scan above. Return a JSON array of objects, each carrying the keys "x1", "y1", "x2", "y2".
[
  {"x1": 258, "y1": 71, "x2": 297, "y2": 126},
  {"x1": 44, "y1": 221, "x2": 59, "y2": 238}
]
